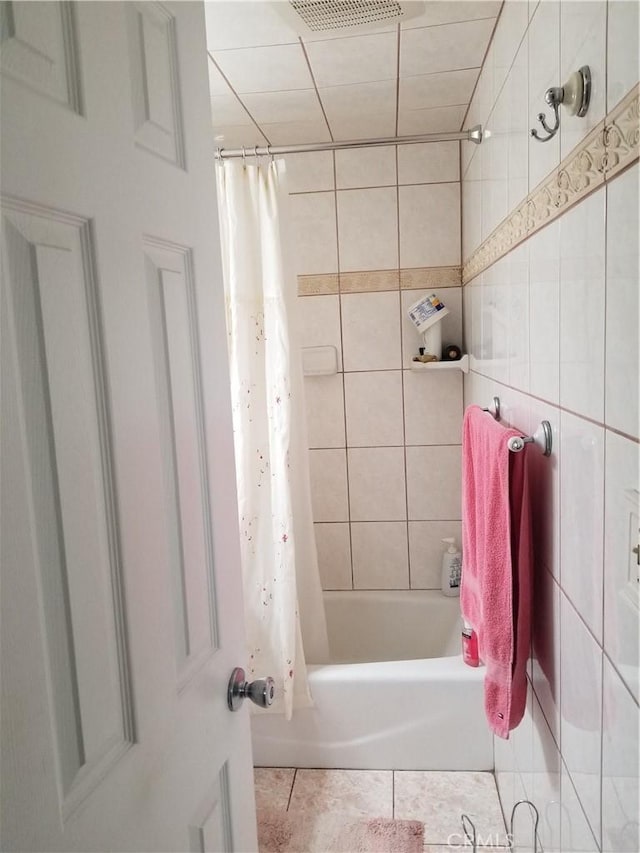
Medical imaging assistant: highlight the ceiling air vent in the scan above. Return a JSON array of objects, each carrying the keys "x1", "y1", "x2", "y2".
[{"x1": 275, "y1": 0, "x2": 425, "y2": 35}]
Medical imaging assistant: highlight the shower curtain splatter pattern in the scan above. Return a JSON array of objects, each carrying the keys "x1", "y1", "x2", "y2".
[{"x1": 216, "y1": 159, "x2": 327, "y2": 717}]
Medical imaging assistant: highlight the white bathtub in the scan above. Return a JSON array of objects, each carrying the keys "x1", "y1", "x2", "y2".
[{"x1": 251, "y1": 591, "x2": 493, "y2": 771}]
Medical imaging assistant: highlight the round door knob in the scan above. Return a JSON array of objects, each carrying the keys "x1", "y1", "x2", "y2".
[{"x1": 227, "y1": 667, "x2": 276, "y2": 711}]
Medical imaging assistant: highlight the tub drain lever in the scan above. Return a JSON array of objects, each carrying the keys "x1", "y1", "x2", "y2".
[{"x1": 227, "y1": 667, "x2": 275, "y2": 711}]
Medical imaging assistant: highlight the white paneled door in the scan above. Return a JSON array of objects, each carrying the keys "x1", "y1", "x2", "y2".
[{"x1": 0, "y1": 2, "x2": 257, "y2": 851}]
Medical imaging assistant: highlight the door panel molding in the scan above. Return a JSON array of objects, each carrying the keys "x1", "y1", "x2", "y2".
[
  {"x1": 1, "y1": 196, "x2": 134, "y2": 820},
  {"x1": 0, "y1": 4, "x2": 258, "y2": 847},
  {"x1": 0, "y1": 1, "x2": 82, "y2": 113},
  {"x1": 127, "y1": 2, "x2": 185, "y2": 168},
  {"x1": 188, "y1": 762, "x2": 233, "y2": 853},
  {"x1": 143, "y1": 237, "x2": 219, "y2": 690}
]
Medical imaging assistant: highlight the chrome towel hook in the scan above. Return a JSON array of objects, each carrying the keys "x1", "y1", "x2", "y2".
[
  {"x1": 531, "y1": 65, "x2": 591, "y2": 142},
  {"x1": 482, "y1": 396, "x2": 501, "y2": 421}
]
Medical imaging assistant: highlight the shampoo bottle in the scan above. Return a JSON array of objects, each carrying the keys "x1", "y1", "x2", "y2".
[
  {"x1": 462, "y1": 620, "x2": 480, "y2": 667},
  {"x1": 441, "y1": 537, "x2": 461, "y2": 597}
]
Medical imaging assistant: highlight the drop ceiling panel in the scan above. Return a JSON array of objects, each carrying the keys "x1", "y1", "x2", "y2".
[
  {"x1": 205, "y1": 1, "x2": 298, "y2": 50},
  {"x1": 319, "y1": 79, "x2": 397, "y2": 121},
  {"x1": 261, "y1": 121, "x2": 332, "y2": 145},
  {"x1": 328, "y1": 114, "x2": 397, "y2": 141},
  {"x1": 241, "y1": 89, "x2": 326, "y2": 124},
  {"x1": 212, "y1": 43, "x2": 313, "y2": 93},
  {"x1": 210, "y1": 94, "x2": 253, "y2": 126},
  {"x1": 204, "y1": 0, "x2": 502, "y2": 147},
  {"x1": 212, "y1": 124, "x2": 268, "y2": 148},
  {"x1": 400, "y1": 68, "x2": 479, "y2": 111},
  {"x1": 400, "y1": 17, "x2": 496, "y2": 76},
  {"x1": 303, "y1": 31, "x2": 398, "y2": 87},
  {"x1": 402, "y1": 1, "x2": 502, "y2": 29},
  {"x1": 398, "y1": 104, "x2": 467, "y2": 134}
]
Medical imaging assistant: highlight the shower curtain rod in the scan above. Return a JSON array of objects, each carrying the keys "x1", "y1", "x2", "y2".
[{"x1": 214, "y1": 124, "x2": 483, "y2": 159}]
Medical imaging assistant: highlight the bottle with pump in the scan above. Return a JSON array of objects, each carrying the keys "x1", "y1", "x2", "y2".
[{"x1": 441, "y1": 537, "x2": 461, "y2": 597}]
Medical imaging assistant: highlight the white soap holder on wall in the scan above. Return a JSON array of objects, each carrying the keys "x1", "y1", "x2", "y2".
[{"x1": 302, "y1": 345, "x2": 338, "y2": 376}]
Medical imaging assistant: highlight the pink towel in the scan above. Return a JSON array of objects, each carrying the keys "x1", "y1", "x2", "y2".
[{"x1": 461, "y1": 405, "x2": 533, "y2": 739}]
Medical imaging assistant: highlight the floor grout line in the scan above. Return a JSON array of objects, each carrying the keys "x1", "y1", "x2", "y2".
[
  {"x1": 285, "y1": 768, "x2": 297, "y2": 812},
  {"x1": 392, "y1": 770, "x2": 395, "y2": 819},
  {"x1": 257, "y1": 768, "x2": 509, "y2": 849}
]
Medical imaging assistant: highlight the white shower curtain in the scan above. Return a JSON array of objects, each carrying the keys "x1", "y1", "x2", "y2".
[{"x1": 216, "y1": 158, "x2": 329, "y2": 719}]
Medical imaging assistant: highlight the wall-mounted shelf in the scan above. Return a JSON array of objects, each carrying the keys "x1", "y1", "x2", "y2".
[{"x1": 410, "y1": 354, "x2": 469, "y2": 374}]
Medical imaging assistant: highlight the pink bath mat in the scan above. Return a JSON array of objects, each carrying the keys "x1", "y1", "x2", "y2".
[{"x1": 257, "y1": 808, "x2": 424, "y2": 853}]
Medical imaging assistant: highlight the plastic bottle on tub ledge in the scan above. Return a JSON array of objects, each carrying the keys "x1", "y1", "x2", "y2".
[
  {"x1": 462, "y1": 621, "x2": 480, "y2": 667},
  {"x1": 440, "y1": 537, "x2": 461, "y2": 597}
]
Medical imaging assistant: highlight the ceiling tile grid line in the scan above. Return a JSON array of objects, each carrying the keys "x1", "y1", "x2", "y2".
[
  {"x1": 208, "y1": 13, "x2": 502, "y2": 52},
  {"x1": 212, "y1": 42, "x2": 314, "y2": 94},
  {"x1": 299, "y1": 37, "x2": 335, "y2": 142},
  {"x1": 205, "y1": 1, "x2": 502, "y2": 51},
  {"x1": 459, "y1": 2, "x2": 505, "y2": 132},
  {"x1": 303, "y1": 30, "x2": 399, "y2": 88},
  {"x1": 205, "y1": 1, "x2": 502, "y2": 148},
  {"x1": 207, "y1": 51, "x2": 272, "y2": 147},
  {"x1": 399, "y1": 17, "x2": 497, "y2": 78},
  {"x1": 210, "y1": 66, "x2": 485, "y2": 98},
  {"x1": 214, "y1": 65, "x2": 481, "y2": 98}
]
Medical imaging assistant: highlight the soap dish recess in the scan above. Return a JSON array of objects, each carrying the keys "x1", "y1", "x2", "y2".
[{"x1": 302, "y1": 345, "x2": 338, "y2": 376}]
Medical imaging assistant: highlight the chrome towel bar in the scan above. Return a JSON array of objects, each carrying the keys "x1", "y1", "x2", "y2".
[
  {"x1": 508, "y1": 421, "x2": 552, "y2": 456},
  {"x1": 481, "y1": 396, "x2": 552, "y2": 456},
  {"x1": 482, "y1": 396, "x2": 501, "y2": 420}
]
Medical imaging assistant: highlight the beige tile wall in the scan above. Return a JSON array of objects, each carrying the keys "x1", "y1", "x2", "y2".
[
  {"x1": 286, "y1": 142, "x2": 464, "y2": 592},
  {"x1": 462, "y1": 1, "x2": 639, "y2": 851}
]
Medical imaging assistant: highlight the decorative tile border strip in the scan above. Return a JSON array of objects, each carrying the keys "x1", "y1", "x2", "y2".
[
  {"x1": 400, "y1": 266, "x2": 461, "y2": 290},
  {"x1": 555, "y1": 119, "x2": 606, "y2": 211},
  {"x1": 298, "y1": 267, "x2": 462, "y2": 296},
  {"x1": 604, "y1": 85, "x2": 640, "y2": 181},
  {"x1": 297, "y1": 273, "x2": 339, "y2": 296},
  {"x1": 340, "y1": 269, "x2": 399, "y2": 293},
  {"x1": 463, "y1": 84, "x2": 639, "y2": 284}
]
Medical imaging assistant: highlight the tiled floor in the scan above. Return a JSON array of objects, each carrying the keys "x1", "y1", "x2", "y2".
[{"x1": 255, "y1": 768, "x2": 509, "y2": 850}]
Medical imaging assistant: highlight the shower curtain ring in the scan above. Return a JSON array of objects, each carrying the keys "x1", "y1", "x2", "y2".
[
  {"x1": 254, "y1": 145, "x2": 259, "y2": 160},
  {"x1": 267, "y1": 144, "x2": 274, "y2": 163},
  {"x1": 242, "y1": 146, "x2": 246, "y2": 163}
]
